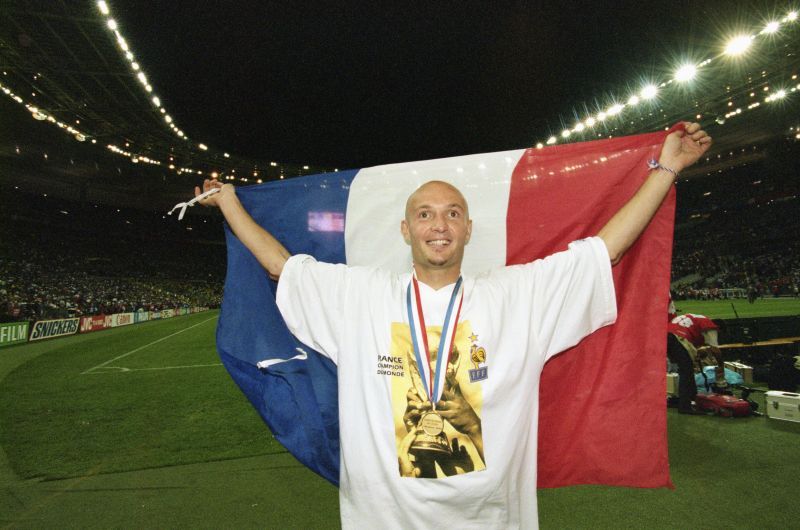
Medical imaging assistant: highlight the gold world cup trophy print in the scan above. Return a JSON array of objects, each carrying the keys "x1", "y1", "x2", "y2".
[{"x1": 406, "y1": 346, "x2": 462, "y2": 477}]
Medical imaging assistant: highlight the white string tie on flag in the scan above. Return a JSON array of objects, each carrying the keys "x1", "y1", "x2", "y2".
[
  {"x1": 167, "y1": 187, "x2": 220, "y2": 220},
  {"x1": 257, "y1": 348, "x2": 309, "y2": 371}
]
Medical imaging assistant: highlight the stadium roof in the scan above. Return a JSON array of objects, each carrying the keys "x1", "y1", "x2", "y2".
[{"x1": 1, "y1": 0, "x2": 799, "y2": 200}]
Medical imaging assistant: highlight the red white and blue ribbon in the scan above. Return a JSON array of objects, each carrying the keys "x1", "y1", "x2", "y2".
[{"x1": 406, "y1": 273, "x2": 464, "y2": 408}]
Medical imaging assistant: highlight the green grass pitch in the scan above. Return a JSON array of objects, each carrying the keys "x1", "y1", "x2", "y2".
[
  {"x1": 674, "y1": 297, "x2": 800, "y2": 320},
  {"x1": 1, "y1": 310, "x2": 798, "y2": 527}
]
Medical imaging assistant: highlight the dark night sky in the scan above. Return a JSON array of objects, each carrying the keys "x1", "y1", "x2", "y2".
[{"x1": 111, "y1": 0, "x2": 785, "y2": 168}]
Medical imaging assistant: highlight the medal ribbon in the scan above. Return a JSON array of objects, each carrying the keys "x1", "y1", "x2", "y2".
[{"x1": 406, "y1": 273, "x2": 464, "y2": 409}]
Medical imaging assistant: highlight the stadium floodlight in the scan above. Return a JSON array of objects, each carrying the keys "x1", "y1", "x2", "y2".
[
  {"x1": 561, "y1": 129, "x2": 571, "y2": 138},
  {"x1": 574, "y1": 122, "x2": 585, "y2": 132},
  {"x1": 762, "y1": 21, "x2": 780, "y2": 34},
  {"x1": 675, "y1": 64, "x2": 697, "y2": 82},
  {"x1": 152, "y1": 96, "x2": 160, "y2": 106},
  {"x1": 724, "y1": 35, "x2": 753, "y2": 56},
  {"x1": 97, "y1": 1, "x2": 110, "y2": 15},
  {"x1": 198, "y1": 143, "x2": 208, "y2": 151},
  {"x1": 546, "y1": 136, "x2": 557, "y2": 145},
  {"x1": 641, "y1": 84, "x2": 658, "y2": 99},
  {"x1": 787, "y1": 11, "x2": 798, "y2": 21},
  {"x1": 597, "y1": 111, "x2": 607, "y2": 121},
  {"x1": 585, "y1": 117, "x2": 596, "y2": 127},
  {"x1": 607, "y1": 103, "x2": 624, "y2": 116},
  {"x1": 627, "y1": 95, "x2": 640, "y2": 106},
  {"x1": 107, "y1": 19, "x2": 117, "y2": 30}
]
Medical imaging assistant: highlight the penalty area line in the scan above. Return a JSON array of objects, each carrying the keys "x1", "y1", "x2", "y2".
[
  {"x1": 85, "y1": 363, "x2": 224, "y2": 374},
  {"x1": 81, "y1": 315, "x2": 217, "y2": 375}
]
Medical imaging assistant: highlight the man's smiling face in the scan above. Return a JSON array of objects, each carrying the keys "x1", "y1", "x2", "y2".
[{"x1": 401, "y1": 181, "x2": 472, "y2": 278}]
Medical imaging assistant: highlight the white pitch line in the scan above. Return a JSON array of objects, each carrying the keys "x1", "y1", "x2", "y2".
[
  {"x1": 86, "y1": 362, "x2": 224, "y2": 374},
  {"x1": 81, "y1": 315, "x2": 217, "y2": 374}
]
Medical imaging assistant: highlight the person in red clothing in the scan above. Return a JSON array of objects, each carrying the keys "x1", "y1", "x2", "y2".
[{"x1": 667, "y1": 300, "x2": 726, "y2": 413}]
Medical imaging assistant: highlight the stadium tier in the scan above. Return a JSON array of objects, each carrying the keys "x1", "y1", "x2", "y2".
[
  {"x1": 671, "y1": 141, "x2": 800, "y2": 300},
  {"x1": 1, "y1": 191, "x2": 223, "y2": 323}
]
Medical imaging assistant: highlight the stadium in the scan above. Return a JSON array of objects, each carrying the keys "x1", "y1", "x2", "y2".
[{"x1": 1, "y1": 1, "x2": 799, "y2": 528}]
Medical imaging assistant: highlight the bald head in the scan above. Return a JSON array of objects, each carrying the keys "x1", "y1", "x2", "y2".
[
  {"x1": 404, "y1": 181, "x2": 470, "y2": 223},
  {"x1": 400, "y1": 180, "x2": 473, "y2": 286}
]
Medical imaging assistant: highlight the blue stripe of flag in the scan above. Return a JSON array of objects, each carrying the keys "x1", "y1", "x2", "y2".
[{"x1": 216, "y1": 170, "x2": 358, "y2": 486}]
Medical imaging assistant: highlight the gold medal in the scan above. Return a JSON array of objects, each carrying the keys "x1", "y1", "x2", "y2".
[{"x1": 419, "y1": 411, "x2": 444, "y2": 436}]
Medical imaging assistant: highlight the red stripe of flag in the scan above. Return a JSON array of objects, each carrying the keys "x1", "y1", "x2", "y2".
[{"x1": 506, "y1": 130, "x2": 677, "y2": 488}]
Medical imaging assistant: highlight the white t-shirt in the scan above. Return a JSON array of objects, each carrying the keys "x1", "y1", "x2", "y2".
[{"x1": 276, "y1": 237, "x2": 616, "y2": 529}]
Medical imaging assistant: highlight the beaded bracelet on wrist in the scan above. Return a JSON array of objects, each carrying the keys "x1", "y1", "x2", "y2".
[{"x1": 647, "y1": 159, "x2": 679, "y2": 178}]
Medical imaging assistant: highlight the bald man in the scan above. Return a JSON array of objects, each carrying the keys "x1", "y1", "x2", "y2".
[{"x1": 197, "y1": 123, "x2": 711, "y2": 529}]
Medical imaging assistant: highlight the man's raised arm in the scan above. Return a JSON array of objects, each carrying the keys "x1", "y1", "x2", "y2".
[
  {"x1": 195, "y1": 179, "x2": 290, "y2": 279},
  {"x1": 597, "y1": 122, "x2": 712, "y2": 265}
]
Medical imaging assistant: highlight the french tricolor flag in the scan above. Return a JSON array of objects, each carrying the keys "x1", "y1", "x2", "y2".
[{"x1": 217, "y1": 128, "x2": 676, "y2": 489}]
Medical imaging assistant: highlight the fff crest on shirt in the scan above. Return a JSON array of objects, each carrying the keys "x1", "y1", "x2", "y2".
[{"x1": 468, "y1": 333, "x2": 489, "y2": 382}]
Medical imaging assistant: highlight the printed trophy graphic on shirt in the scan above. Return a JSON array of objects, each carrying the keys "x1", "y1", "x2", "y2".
[
  {"x1": 406, "y1": 345, "x2": 478, "y2": 477},
  {"x1": 391, "y1": 322, "x2": 486, "y2": 478},
  {"x1": 407, "y1": 353, "x2": 453, "y2": 461}
]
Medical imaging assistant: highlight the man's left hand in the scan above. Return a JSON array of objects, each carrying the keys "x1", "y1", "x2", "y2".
[
  {"x1": 437, "y1": 381, "x2": 480, "y2": 438},
  {"x1": 658, "y1": 122, "x2": 713, "y2": 173}
]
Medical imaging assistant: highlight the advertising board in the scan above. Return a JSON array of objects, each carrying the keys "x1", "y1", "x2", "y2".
[
  {"x1": 29, "y1": 318, "x2": 80, "y2": 341},
  {"x1": 0, "y1": 321, "x2": 29, "y2": 347}
]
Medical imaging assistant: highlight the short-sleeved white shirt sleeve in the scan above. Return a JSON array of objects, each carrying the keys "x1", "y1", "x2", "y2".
[{"x1": 276, "y1": 236, "x2": 616, "y2": 529}]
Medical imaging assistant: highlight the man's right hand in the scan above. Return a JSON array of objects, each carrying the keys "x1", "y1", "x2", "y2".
[
  {"x1": 403, "y1": 387, "x2": 431, "y2": 432},
  {"x1": 194, "y1": 179, "x2": 234, "y2": 208},
  {"x1": 398, "y1": 430, "x2": 421, "y2": 477},
  {"x1": 191, "y1": 178, "x2": 291, "y2": 279}
]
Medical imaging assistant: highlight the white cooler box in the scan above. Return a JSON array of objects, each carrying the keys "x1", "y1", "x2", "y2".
[{"x1": 765, "y1": 391, "x2": 800, "y2": 423}]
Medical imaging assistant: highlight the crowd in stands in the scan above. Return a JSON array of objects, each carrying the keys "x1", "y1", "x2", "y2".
[
  {"x1": 0, "y1": 254, "x2": 221, "y2": 321},
  {"x1": 671, "y1": 233, "x2": 800, "y2": 299},
  {"x1": 671, "y1": 246, "x2": 800, "y2": 300},
  {"x1": 1, "y1": 193, "x2": 224, "y2": 323}
]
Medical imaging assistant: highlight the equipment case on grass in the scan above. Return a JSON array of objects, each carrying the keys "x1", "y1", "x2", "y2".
[
  {"x1": 765, "y1": 391, "x2": 800, "y2": 423},
  {"x1": 724, "y1": 361, "x2": 753, "y2": 384}
]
